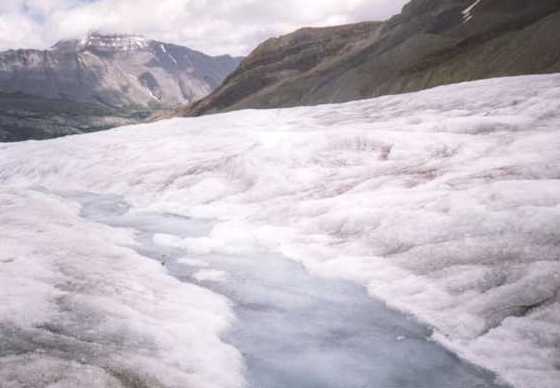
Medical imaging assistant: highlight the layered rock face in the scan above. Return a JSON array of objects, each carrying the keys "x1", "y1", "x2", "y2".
[
  {"x1": 182, "y1": 0, "x2": 560, "y2": 116},
  {"x1": 0, "y1": 33, "x2": 241, "y2": 141},
  {"x1": 0, "y1": 33, "x2": 242, "y2": 109}
]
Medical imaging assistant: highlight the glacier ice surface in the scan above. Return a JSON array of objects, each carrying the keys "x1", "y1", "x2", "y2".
[{"x1": 1, "y1": 74, "x2": 560, "y2": 388}]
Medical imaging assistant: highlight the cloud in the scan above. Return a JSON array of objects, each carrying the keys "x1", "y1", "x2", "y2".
[{"x1": 0, "y1": 0, "x2": 409, "y2": 55}]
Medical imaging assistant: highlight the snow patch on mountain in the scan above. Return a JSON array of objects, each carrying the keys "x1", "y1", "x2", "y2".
[
  {"x1": 1, "y1": 33, "x2": 242, "y2": 110},
  {"x1": 80, "y1": 33, "x2": 150, "y2": 52},
  {"x1": 463, "y1": 0, "x2": 483, "y2": 23}
]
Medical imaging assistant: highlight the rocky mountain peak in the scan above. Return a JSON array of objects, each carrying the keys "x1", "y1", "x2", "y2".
[
  {"x1": 52, "y1": 32, "x2": 151, "y2": 53},
  {"x1": 0, "y1": 32, "x2": 243, "y2": 141},
  {"x1": 80, "y1": 32, "x2": 150, "y2": 52}
]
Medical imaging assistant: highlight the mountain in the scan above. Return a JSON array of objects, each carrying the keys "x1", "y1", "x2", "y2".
[
  {"x1": 0, "y1": 32, "x2": 241, "y2": 108},
  {"x1": 0, "y1": 33, "x2": 241, "y2": 141},
  {"x1": 181, "y1": 0, "x2": 560, "y2": 116}
]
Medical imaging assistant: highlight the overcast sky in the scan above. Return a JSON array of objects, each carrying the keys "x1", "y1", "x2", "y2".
[{"x1": 0, "y1": 0, "x2": 409, "y2": 56}]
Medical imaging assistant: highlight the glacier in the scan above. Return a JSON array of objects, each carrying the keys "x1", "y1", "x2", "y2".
[
  {"x1": 1, "y1": 74, "x2": 560, "y2": 388},
  {"x1": 74, "y1": 192, "x2": 504, "y2": 388}
]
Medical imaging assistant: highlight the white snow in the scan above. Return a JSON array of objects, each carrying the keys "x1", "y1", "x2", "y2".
[
  {"x1": 463, "y1": 0, "x2": 483, "y2": 23},
  {"x1": 160, "y1": 44, "x2": 178, "y2": 64},
  {"x1": 1, "y1": 74, "x2": 560, "y2": 388},
  {"x1": 0, "y1": 189, "x2": 243, "y2": 388},
  {"x1": 145, "y1": 86, "x2": 160, "y2": 100},
  {"x1": 81, "y1": 33, "x2": 150, "y2": 51},
  {"x1": 177, "y1": 257, "x2": 211, "y2": 267},
  {"x1": 194, "y1": 269, "x2": 228, "y2": 283}
]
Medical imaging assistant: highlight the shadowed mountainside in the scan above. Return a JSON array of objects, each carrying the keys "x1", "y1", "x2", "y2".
[
  {"x1": 180, "y1": 0, "x2": 560, "y2": 116},
  {"x1": 0, "y1": 92, "x2": 152, "y2": 142}
]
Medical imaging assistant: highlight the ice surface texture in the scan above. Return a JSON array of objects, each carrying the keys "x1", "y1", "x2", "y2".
[
  {"x1": 77, "y1": 193, "x2": 504, "y2": 388},
  {"x1": 0, "y1": 190, "x2": 243, "y2": 387},
  {"x1": 1, "y1": 74, "x2": 560, "y2": 388}
]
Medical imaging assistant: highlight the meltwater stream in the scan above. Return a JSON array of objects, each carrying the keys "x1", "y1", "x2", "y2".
[{"x1": 76, "y1": 192, "x2": 507, "y2": 388}]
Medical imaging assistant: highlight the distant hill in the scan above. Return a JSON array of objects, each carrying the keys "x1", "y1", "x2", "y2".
[
  {"x1": 0, "y1": 91, "x2": 150, "y2": 142},
  {"x1": 181, "y1": 0, "x2": 560, "y2": 116}
]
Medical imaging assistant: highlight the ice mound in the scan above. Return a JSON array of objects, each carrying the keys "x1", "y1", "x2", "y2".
[{"x1": 0, "y1": 189, "x2": 243, "y2": 388}]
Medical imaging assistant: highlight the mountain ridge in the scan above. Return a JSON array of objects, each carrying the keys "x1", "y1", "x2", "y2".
[
  {"x1": 0, "y1": 32, "x2": 242, "y2": 109},
  {"x1": 0, "y1": 32, "x2": 242, "y2": 141},
  {"x1": 180, "y1": 0, "x2": 560, "y2": 116}
]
